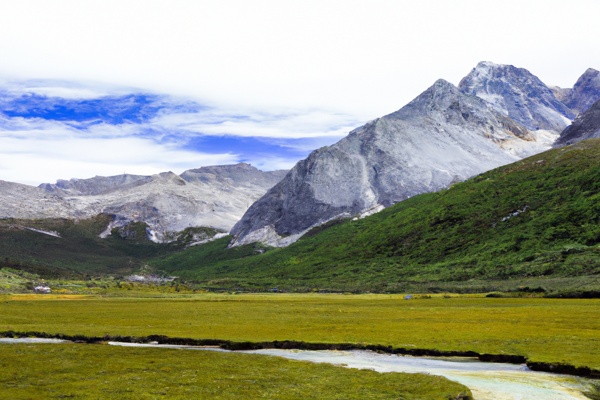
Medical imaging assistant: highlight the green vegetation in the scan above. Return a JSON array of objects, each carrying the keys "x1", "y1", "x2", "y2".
[
  {"x1": 0, "y1": 343, "x2": 470, "y2": 399},
  {"x1": 585, "y1": 381, "x2": 600, "y2": 400},
  {"x1": 1, "y1": 294, "x2": 598, "y2": 370},
  {"x1": 0, "y1": 214, "x2": 188, "y2": 277},
  {"x1": 2, "y1": 140, "x2": 600, "y2": 294},
  {"x1": 150, "y1": 139, "x2": 600, "y2": 293}
]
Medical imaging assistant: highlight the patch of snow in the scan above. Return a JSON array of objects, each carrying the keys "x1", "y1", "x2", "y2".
[
  {"x1": 188, "y1": 232, "x2": 229, "y2": 247},
  {"x1": 24, "y1": 227, "x2": 61, "y2": 238},
  {"x1": 476, "y1": 93, "x2": 507, "y2": 113},
  {"x1": 146, "y1": 227, "x2": 161, "y2": 243},
  {"x1": 359, "y1": 204, "x2": 385, "y2": 219},
  {"x1": 502, "y1": 206, "x2": 529, "y2": 222}
]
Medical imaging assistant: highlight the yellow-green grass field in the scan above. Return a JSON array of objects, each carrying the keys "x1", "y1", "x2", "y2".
[
  {"x1": 0, "y1": 343, "x2": 471, "y2": 399},
  {"x1": 1, "y1": 293, "x2": 599, "y2": 370}
]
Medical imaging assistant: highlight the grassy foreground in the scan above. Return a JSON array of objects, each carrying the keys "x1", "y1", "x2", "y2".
[
  {"x1": 1, "y1": 293, "x2": 599, "y2": 370},
  {"x1": 0, "y1": 343, "x2": 470, "y2": 399}
]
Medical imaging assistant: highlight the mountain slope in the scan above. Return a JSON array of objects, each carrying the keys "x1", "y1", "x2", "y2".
[
  {"x1": 152, "y1": 139, "x2": 600, "y2": 292},
  {"x1": 555, "y1": 99, "x2": 600, "y2": 146},
  {"x1": 0, "y1": 214, "x2": 177, "y2": 276},
  {"x1": 230, "y1": 79, "x2": 545, "y2": 247},
  {"x1": 0, "y1": 180, "x2": 73, "y2": 219},
  {"x1": 564, "y1": 68, "x2": 600, "y2": 115},
  {"x1": 458, "y1": 61, "x2": 574, "y2": 132}
]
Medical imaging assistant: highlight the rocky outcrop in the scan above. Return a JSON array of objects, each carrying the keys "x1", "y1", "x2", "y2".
[
  {"x1": 458, "y1": 61, "x2": 575, "y2": 132},
  {"x1": 230, "y1": 79, "x2": 545, "y2": 247},
  {"x1": 563, "y1": 68, "x2": 600, "y2": 115},
  {"x1": 554, "y1": 99, "x2": 600, "y2": 147},
  {"x1": 0, "y1": 180, "x2": 73, "y2": 219}
]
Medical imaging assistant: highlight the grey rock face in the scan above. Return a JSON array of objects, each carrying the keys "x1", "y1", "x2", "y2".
[
  {"x1": 3, "y1": 164, "x2": 286, "y2": 242},
  {"x1": 0, "y1": 180, "x2": 74, "y2": 219},
  {"x1": 39, "y1": 174, "x2": 151, "y2": 195},
  {"x1": 550, "y1": 86, "x2": 572, "y2": 103},
  {"x1": 554, "y1": 99, "x2": 600, "y2": 147},
  {"x1": 459, "y1": 61, "x2": 575, "y2": 132},
  {"x1": 230, "y1": 80, "x2": 546, "y2": 247},
  {"x1": 563, "y1": 68, "x2": 600, "y2": 115},
  {"x1": 181, "y1": 163, "x2": 287, "y2": 188}
]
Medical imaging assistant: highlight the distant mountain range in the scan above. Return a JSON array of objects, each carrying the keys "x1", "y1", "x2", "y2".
[
  {"x1": 1, "y1": 163, "x2": 286, "y2": 242},
  {"x1": 231, "y1": 62, "x2": 600, "y2": 247}
]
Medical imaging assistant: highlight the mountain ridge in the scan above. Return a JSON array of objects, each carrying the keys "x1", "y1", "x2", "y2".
[
  {"x1": 230, "y1": 62, "x2": 600, "y2": 248},
  {"x1": 458, "y1": 61, "x2": 574, "y2": 132},
  {"x1": 230, "y1": 74, "x2": 555, "y2": 247},
  {"x1": 1, "y1": 163, "x2": 287, "y2": 242}
]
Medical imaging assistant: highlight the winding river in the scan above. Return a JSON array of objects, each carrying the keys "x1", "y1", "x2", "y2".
[{"x1": 1, "y1": 338, "x2": 589, "y2": 399}]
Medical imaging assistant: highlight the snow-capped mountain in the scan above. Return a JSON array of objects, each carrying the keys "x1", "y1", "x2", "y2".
[
  {"x1": 458, "y1": 61, "x2": 574, "y2": 133},
  {"x1": 555, "y1": 99, "x2": 600, "y2": 146},
  {"x1": 1, "y1": 163, "x2": 287, "y2": 242},
  {"x1": 230, "y1": 79, "x2": 545, "y2": 247}
]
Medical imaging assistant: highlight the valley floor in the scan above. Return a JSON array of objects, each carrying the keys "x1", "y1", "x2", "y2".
[
  {"x1": 1, "y1": 293, "x2": 598, "y2": 371},
  {"x1": 2, "y1": 293, "x2": 599, "y2": 399}
]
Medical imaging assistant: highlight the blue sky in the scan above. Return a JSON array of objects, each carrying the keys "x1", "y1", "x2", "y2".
[
  {"x1": 1, "y1": 0, "x2": 599, "y2": 185},
  {"x1": 0, "y1": 81, "x2": 357, "y2": 184}
]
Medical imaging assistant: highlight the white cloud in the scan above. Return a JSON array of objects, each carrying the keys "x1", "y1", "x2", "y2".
[
  {"x1": 0, "y1": 119, "x2": 239, "y2": 185},
  {"x1": 1, "y1": 0, "x2": 600, "y2": 185},
  {"x1": 151, "y1": 109, "x2": 361, "y2": 139},
  {"x1": 0, "y1": 1, "x2": 598, "y2": 120},
  {"x1": 0, "y1": 92, "x2": 352, "y2": 185}
]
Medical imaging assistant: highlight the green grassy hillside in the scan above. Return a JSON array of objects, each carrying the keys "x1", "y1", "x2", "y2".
[
  {"x1": 150, "y1": 139, "x2": 600, "y2": 293},
  {"x1": 0, "y1": 214, "x2": 178, "y2": 277}
]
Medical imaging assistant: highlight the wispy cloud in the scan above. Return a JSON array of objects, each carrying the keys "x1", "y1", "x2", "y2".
[
  {"x1": 0, "y1": 80, "x2": 358, "y2": 185},
  {"x1": 152, "y1": 109, "x2": 359, "y2": 139},
  {"x1": 0, "y1": 118, "x2": 239, "y2": 186}
]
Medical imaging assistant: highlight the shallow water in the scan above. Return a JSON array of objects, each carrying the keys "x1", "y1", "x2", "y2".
[
  {"x1": 107, "y1": 342, "x2": 588, "y2": 400},
  {"x1": 246, "y1": 349, "x2": 588, "y2": 400},
  {"x1": 1, "y1": 339, "x2": 588, "y2": 399},
  {"x1": 0, "y1": 337, "x2": 68, "y2": 344}
]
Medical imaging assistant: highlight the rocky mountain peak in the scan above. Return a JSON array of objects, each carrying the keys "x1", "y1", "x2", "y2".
[
  {"x1": 230, "y1": 72, "x2": 550, "y2": 248},
  {"x1": 152, "y1": 171, "x2": 186, "y2": 186},
  {"x1": 390, "y1": 79, "x2": 531, "y2": 142},
  {"x1": 459, "y1": 61, "x2": 574, "y2": 132},
  {"x1": 392, "y1": 79, "x2": 461, "y2": 114},
  {"x1": 180, "y1": 163, "x2": 287, "y2": 187}
]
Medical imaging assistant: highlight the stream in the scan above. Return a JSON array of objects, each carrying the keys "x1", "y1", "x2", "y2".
[
  {"x1": 108, "y1": 342, "x2": 589, "y2": 400},
  {"x1": 1, "y1": 338, "x2": 589, "y2": 399}
]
